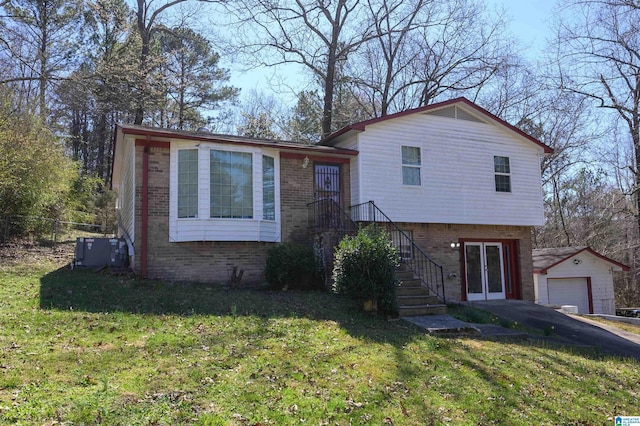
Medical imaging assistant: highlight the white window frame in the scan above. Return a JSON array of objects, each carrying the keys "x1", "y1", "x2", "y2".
[
  {"x1": 169, "y1": 141, "x2": 281, "y2": 242},
  {"x1": 210, "y1": 149, "x2": 254, "y2": 219},
  {"x1": 177, "y1": 148, "x2": 199, "y2": 218},
  {"x1": 263, "y1": 155, "x2": 276, "y2": 221},
  {"x1": 401, "y1": 145, "x2": 421, "y2": 186},
  {"x1": 494, "y1": 155, "x2": 511, "y2": 193}
]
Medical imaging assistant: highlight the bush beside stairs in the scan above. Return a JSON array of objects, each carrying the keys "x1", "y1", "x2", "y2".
[{"x1": 396, "y1": 264, "x2": 447, "y2": 317}]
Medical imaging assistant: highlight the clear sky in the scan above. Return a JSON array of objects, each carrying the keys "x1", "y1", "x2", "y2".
[
  {"x1": 226, "y1": 0, "x2": 559, "y2": 107},
  {"x1": 488, "y1": 0, "x2": 558, "y2": 57}
]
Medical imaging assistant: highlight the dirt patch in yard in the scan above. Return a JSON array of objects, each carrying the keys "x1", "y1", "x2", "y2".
[{"x1": 0, "y1": 240, "x2": 74, "y2": 268}]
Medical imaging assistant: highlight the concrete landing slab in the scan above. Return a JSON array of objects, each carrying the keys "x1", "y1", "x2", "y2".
[
  {"x1": 404, "y1": 315, "x2": 481, "y2": 335},
  {"x1": 404, "y1": 315, "x2": 530, "y2": 338}
]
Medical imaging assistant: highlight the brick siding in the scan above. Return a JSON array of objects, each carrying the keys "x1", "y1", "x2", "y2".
[
  {"x1": 132, "y1": 146, "x2": 351, "y2": 286},
  {"x1": 394, "y1": 222, "x2": 534, "y2": 302}
]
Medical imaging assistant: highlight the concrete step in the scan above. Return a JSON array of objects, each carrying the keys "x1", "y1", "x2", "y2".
[
  {"x1": 397, "y1": 294, "x2": 441, "y2": 306},
  {"x1": 397, "y1": 278, "x2": 422, "y2": 288},
  {"x1": 398, "y1": 304, "x2": 447, "y2": 317},
  {"x1": 396, "y1": 286, "x2": 431, "y2": 297},
  {"x1": 395, "y1": 270, "x2": 415, "y2": 280}
]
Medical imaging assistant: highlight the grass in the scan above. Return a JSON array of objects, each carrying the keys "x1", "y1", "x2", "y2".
[
  {"x1": 447, "y1": 304, "x2": 525, "y2": 330},
  {"x1": 0, "y1": 245, "x2": 639, "y2": 425},
  {"x1": 587, "y1": 316, "x2": 640, "y2": 335}
]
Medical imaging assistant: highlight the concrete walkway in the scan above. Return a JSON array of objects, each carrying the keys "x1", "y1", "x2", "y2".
[
  {"x1": 404, "y1": 314, "x2": 529, "y2": 339},
  {"x1": 405, "y1": 300, "x2": 640, "y2": 361}
]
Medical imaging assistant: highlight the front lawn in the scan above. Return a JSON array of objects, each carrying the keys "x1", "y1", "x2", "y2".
[
  {"x1": 0, "y1": 246, "x2": 638, "y2": 425},
  {"x1": 587, "y1": 316, "x2": 640, "y2": 335}
]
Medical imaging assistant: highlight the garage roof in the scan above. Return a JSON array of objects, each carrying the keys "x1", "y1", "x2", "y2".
[{"x1": 533, "y1": 246, "x2": 629, "y2": 274}]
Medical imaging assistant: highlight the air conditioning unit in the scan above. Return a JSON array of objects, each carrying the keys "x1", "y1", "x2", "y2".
[{"x1": 74, "y1": 237, "x2": 128, "y2": 268}]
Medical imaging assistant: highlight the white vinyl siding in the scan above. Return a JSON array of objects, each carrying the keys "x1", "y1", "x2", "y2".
[
  {"x1": 116, "y1": 136, "x2": 136, "y2": 253},
  {"x1": 346, "y1": 111, "x2": 545, "y2": 226},
  {"x1": 330, "y1": 136, "x2": 361, "y2": 208},
  {"x1": 169, "y1": 141, "x2": 281, "y2": 242}
]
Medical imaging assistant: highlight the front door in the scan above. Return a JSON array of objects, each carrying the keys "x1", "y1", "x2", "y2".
[
  {"x1": 465, "y1": 242, "x2": 506, "y2": 301},
  {"x1": 314, "y1": 164, "x2": 341, "y2": 204},
  {"x1": 314, "y1": 164, "x2": 341, "y2": 229}
]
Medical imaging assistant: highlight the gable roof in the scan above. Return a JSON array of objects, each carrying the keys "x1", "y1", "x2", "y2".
[
  {"x1": 320, "y1": 97, "x2": 554, "y2": 154},
  {"x1": 532, "y1": 246, "x2": 629, "y2": 273}
]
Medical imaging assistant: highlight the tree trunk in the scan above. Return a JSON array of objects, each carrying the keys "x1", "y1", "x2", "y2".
[
  {"x1": 38, "y1": 4, "x2": 48, "y2": 121},
  {"x1": 134, "y1": 0, "x2": 149, "y2": 125},
  {"x1": 321, "y1": 56, "x2": 336, "y2": 139}
]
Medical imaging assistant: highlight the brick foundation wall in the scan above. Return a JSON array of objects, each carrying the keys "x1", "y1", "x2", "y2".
[{"x1": 394, "y1": 223, "x2": 534, "y2": 302}]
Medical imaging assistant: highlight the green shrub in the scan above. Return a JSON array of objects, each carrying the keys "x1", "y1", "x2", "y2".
[
  {"x1": 332, "y1": 225, "x2": 400, "y2": 314},
  {"x1": 264, "y1": 242, "x2": 323, "y2": 290}
]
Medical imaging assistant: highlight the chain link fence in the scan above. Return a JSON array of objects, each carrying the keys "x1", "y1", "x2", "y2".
[{"x1": 1, "y1": 215, "x2": 113, "y2": 245}]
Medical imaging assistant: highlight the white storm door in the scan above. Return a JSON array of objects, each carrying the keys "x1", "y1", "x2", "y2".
[
  {"x1": 465, "y1": 242, "x2": 506, "y2": 301},
  {"x1": 484, "y1": 243, "x2": 506, "y2": 300}
]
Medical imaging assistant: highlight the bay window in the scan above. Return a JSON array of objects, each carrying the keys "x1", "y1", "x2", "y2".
[{"x1": 170, "y1": 143, "x2": 280, "y2": 242}]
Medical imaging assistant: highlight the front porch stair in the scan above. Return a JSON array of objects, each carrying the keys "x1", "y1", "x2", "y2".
[{"x1": 396, "y1": 267, "x2": 447, "y2": 316}]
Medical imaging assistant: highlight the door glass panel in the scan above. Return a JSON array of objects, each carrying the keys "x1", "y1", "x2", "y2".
[
  {"x1": 465, "y1": 245, "x2": 483, "y2": 294},
  {"x1": 485, "y1": 245, "x2": 503, "y2": 293}
]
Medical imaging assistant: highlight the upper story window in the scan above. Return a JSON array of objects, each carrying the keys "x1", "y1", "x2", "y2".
[
  {"x1": 402, "y1": 146, "x2": 421, "y2": 186},
  {"x1": 494, "y1": 156, "x2": 511, "y2": 192},
  {"x1": 210, "y1": 150, "x2": 253, "y2": 218},
  {"x1": 177, "y1": 149, "x2": 198, "y2": 218}
]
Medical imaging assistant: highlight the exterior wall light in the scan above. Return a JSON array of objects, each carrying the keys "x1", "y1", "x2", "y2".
[
  {"x1": 450, "y1": 242, "x2": 460, "y2": 249},
  {"x1": 302, "y1": 156, "x2": 310, "y2": 168},
  {"x1": 573, "y1": 258, "x2": 582, "y2": 265}
]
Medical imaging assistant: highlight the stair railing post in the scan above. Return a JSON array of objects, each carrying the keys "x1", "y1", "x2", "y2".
[{"x1": 440, "y1": 266, "x2": 445, "y2": 303}]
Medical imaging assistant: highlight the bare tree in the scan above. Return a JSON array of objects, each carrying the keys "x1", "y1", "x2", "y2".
[
  {"x1": 226, "y1": 0, "x2": 377, "y2": 138},
  {"x1": 554, "y1": 1, "x2": 640, "y2": 231},
  {"x1": 133, "y1": 0, "x2": 188, "y2": 124},
  {"x1": 352, "y1": 0, "x2": 512, "y2": 116},
  {"x1": 553, "y1": 0, "x2": 640, "y2": 304},
  {"x1": 357, "y1": 0, "x2": 425, "y2": 116}
]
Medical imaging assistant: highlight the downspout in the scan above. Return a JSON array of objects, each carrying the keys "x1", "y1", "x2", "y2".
[{"x1": 141, "y1": 135, "x2": 150, "y2": 277}]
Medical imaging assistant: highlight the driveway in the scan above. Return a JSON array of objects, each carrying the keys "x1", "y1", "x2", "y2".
[{"x1": 468, "y1": 300, "x2": 640, "y2": 361}]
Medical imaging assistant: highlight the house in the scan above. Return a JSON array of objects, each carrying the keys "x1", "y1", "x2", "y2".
[
  {"x1": 111, "y1": 97, "x2": 552, "y2": 306},
  {"x1": 533, "y1": 246, "x2": 629, "y2": 315}
]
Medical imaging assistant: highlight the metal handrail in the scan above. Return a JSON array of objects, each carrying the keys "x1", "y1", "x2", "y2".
[
  {"x1": 350, "y1": 201, "x2": 445, "y2": 303},
  {"x1": 307, "y1": 198, "x2": 359, "y2": 237}
]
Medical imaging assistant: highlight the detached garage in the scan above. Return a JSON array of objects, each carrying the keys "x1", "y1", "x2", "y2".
[{"x1": 533, "y1": 247, "x2": 629, "y2": 315}]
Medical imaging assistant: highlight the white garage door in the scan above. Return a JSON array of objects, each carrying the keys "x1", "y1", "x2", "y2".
[{"x1": 547, "y1": 278, "x2": 590, "y2": 314}]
